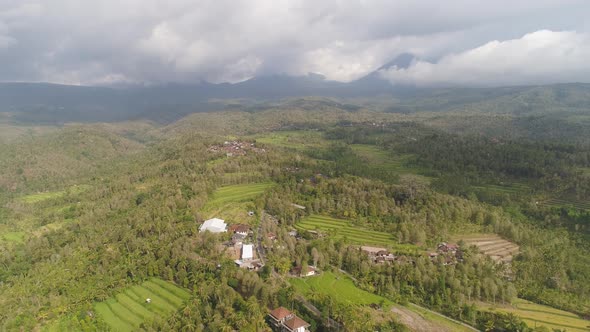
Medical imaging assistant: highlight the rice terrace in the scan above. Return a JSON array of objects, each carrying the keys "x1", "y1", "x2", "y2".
[
  {"x1": 455, "y1": 234, "x2": 519, "y2": 263},
  {"x1": 93, "y1": 278, "x2": 190, "y2": 332},
  {"x1": 296, "y1": 215, "x2": 417, "y2": 251}
]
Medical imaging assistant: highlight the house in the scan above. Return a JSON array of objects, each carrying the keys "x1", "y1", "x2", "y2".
[
  {"x1": 268, "y1": 307, "x2": 310, "y2": 332},
  {"x1": 437, "y1": 242, "x2": 459, "y2": 254},
  {"x1": 242, "y1": 244, "x2": 254, "y2": 261},
  {"x1": 291, "y1": 265, "x2": 316, "y2": 277},
  {"x1": 199, "y1": 218, "x2": 227, "y2": 233},
  {"x1": 233, "y1": 224, "x2": 250, "y2": 236}
]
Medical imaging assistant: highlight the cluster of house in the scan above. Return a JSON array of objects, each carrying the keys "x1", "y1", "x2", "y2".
[
  {"x1": 198, "y1": 218, "x2": 263, "y2": 271},
  {"x1": 207, "y1": 140, "x2": 266, "y2": 157},
  {"x1": 268, "y1": 307, "x2": 310, "y2": 332},
  {"x1": 361, "y1": 246, "x2": 396, "y2": 264},
  {"x1": 361, "y1": 246, "x2": 416, "y2": 265},
  {"x1": 429, "y1": 242, "x2": 463, "y2": 265}
]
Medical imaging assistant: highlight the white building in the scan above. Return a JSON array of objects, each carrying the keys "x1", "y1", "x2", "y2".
[
  {"x1": 242, "y1": 244, "x2": 253, "y2": 261},
  {"x1": 199, "y1": 218, "x2": 227, "y2": 233}
]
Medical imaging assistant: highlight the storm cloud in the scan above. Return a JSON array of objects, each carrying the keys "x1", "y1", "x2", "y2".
[{"x1": 0, "y1": 0, "x2": 588, "y2": 86}]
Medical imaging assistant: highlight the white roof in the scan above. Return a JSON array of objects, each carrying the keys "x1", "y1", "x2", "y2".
[
  {"x1": 199, "y1": 218, "x2": 227, "y2": 233},
  {"x1": 242, "y1": 244, "x2": 253, "y2": 260}
]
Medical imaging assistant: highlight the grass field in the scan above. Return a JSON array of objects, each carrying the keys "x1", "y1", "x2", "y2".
[
  {"x1": 296, "y1": 215, "x2": 417, "y2": 251},
  {"x1": 481, "y1": 298, "x2": 590, "y2": 332},
  {"x1": 94, "y1": 278, "x2": 190, "y2": 332},
  {"x1": 292, "y1": 271, "x2": 474, "y2": 332}
]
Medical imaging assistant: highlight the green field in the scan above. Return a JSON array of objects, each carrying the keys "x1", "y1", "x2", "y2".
[
  {"x1": 471, "y1": 182, "x2": 531, "y2": 195},
  {"x1": 291, "y1": 271, "x2": 392, "y2": 306},
  {"x1": 201, "y1": 182, "x2": 273, "y2": 221},
  {"x1": 94, "y1": 278, "x2": 190, "y2": 332},
  {"x1": 17, "y1": 185, "x2": 91, "y2": 204},
  {"x1": 296, "y1": 215, "x2": 415, "y2": 250},
  {"x1": 206, "y1": 182, "x2": 274, "y2": 206},
  {"x1": 292, "y1": 272, "x2": 474, "y2": 332},
  {"x1": 350, "y1": 144, "x2": 430, "y2": 181},
  {"x1": 0, "y1": 231, "x2": 25, "y2": 243},
  {"x1": 542, "y1": 197, "x2": 590, "y2": 211},
  {"x1": 482, "y1": 298, "x2": 590, "y2": 332},
  {"x1": 254, "y1": 130, "x2": 327, "y2": 151}
]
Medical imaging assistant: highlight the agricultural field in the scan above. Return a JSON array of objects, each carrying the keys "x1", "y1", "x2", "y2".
[
  {"x1": 350, "y1": 144, "x2": 430, "y2": 181},
  {"x1": 291, "y1": 271, "x2": 474, "y2": 332},
  {"x1": 201, "y1": 182, "x2": 274, "y2": 221},
  {"x1": 481, "y1": 298, "x2": 590, "y2": 332},
  {"x1": 17, "y1": 184, "x2": 91, "y2": 204},
  {"x1": 254, "y1": 130, "x2": 327, "y2": 151},
  {"x1": 93, "y1": 278, "x2": 190, "y2": 332},
  {"x1": 541, "y1": 197, "x2": 590, "y2": 211},
  {"x1": 291, "y1": 271, "x2": 393, "y2": 306},
  {"x1": 454, "y1": 234, "x2": 519, "y2": 263},
  {"x1": 296, "y1": 214, "x2": 417, "y2": 251},
  {"x1": 471, "y1": 182, "x2": 531, "y2": 196}
]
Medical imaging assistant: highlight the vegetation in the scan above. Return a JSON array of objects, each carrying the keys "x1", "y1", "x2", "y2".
[
  {"x1": 480, "y1": 298, "x2": 590, "y2": 332},
  {"x1": 1, "y1": 97, "x2": 590, "y2": 332}
]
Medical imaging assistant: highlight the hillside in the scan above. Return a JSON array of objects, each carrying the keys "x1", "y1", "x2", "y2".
[{"x1": 0, "y1": 99, "x2": 589, "y2": 332}]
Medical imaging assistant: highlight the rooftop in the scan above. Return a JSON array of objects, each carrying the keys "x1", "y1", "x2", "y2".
[{"x1": 269, "y1": 307, "x2": 292, "y2": 320}]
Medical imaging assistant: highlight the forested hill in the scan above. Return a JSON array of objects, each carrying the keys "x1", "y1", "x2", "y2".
[
  {"x1": 1, "y1": 81, "x2": 590, "y2": 125},
  {"x1": 1, "y1": 97, "x2": 590, "y2": 331}
]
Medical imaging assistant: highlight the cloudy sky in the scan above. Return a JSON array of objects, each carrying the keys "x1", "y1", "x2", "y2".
[{"x1": 0, "y1": 0, "x2": 588, "y2": 86}]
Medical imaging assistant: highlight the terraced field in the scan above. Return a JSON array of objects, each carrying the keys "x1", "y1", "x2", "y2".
[
  {"x1": 94, "y1": 278, "x2": 190, "y2": 332},
  {"x1": 202, "y1": 182, "x2": 274, "y2": 221},
  {"x1": 542, "y1": 197, "x2": 590, "y2": 211},
  {"x1": 350, "y1": 144, "x2": 430, "y2": 181},
  {"x1": 471, "y1": 182, "x2": 531, "y2": 195},
  {"x1": 455, "y1": 234, "x2": 519, "y2": 263},
  {"x1": 296, "y1": 215, "x2": 416, "y2": 250},
  {"x1": 206, "y1": 182, "x2": 274, "y2": 206},
  {"x1": 481, "y1": 298, "x2": 590, "y2": 332}
]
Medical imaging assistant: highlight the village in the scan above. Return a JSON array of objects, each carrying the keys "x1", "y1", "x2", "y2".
[
  {"x1": 207, "y1": 140, "x2": 266, "y2": 157},
  {"x1": 197, "y1": 211, "x2": 468, "y2": 332}
]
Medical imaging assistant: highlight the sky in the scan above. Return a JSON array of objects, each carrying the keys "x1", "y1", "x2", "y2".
[{"x1": 0, "y1": 0, "x2": 589, "y2": 87}]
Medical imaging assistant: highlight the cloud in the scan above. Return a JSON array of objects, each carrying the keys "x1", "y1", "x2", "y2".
[
  {"x1": 0, "y1": 0, "x2": 588, "y2": 85},
  {"x1": 380, "y1": 30, "x2": 590, "y2": 87}
]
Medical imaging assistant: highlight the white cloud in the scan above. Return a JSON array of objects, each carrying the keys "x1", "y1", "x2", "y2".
[
  {"x1": 0, "y1": 1, "x2": 589, "y2": 84},
  {"x1": 380, "y1": 30, "x2": 590, "y2": 86}
]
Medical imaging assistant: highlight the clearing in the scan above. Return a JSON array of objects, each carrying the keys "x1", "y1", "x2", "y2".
[
  {"x1": 454, "y1": 234, "x2": 519, "y2": 263},
  {"x1": 94, "y1": 278, "x2": 190, "y2": 332},
  {"x1": 291, "y1": 271, "x2": 474, "y2": 332},
  {"x1": 480, "y1": 298, "x2": 590, "y2": 332}
]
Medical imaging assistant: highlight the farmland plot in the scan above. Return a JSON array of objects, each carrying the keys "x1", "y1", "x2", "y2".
[
  {"x1": 94, "y1": 278, "x2": 190, "y2": 332},
  {"x1": 455, "y1": 234, "x2": 519, "y2": 263}
]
